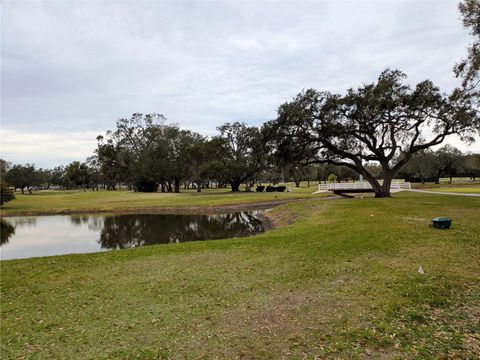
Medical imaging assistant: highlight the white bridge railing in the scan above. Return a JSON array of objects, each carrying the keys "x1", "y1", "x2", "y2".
[{"x1": 318, "y1": 181, "x2": 411, "y2": 191}]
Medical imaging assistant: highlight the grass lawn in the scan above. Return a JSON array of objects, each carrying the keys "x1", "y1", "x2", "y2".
[
  {"x1": 1, "y1": 191, "x2": 479, "y2": 358},
  {"x1": 0, "y1": 186, "x2": 320, "y2": 217},
  {"x1": 420, "y1": 186, "x2": 480, "y2": 194},
  {"x1": 412, "y1": 182, "x2": 480, "y2": 190}
]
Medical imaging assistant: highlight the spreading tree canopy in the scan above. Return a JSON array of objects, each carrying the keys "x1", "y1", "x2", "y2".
[
  {"x1": 268, "y1": 69, "x2": 479, "y2": 197},
  {"x1": 0, "y1": 182, "x2": 15, "y2": 206},
  {"x1": 455, "y1": 0, "x2": 480, "y2": 98},
  {"x1": 215, "y1": 122, "x2": 267, "y2": 192},
  {"x1": 5, "y1": 164, "x2": 41, "y2": 194}
]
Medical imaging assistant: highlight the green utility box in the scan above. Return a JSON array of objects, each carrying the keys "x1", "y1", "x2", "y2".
[{"x1": 432, "y1": 217, "x2": 452, "y2": 229}]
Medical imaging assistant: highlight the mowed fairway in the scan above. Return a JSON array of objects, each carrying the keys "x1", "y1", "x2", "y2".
[
  {"x1": 422, "y1": 186, "x2": 480, "y2": 194},
  {"x1": 412, "y1": 182, "x2": 480, "y2": 193},
  {"x1": 1, "y1": 192, "x2": 479, "y2": 359},
  {"x1": 0, "y1": 187, "x2": 318, "y2": 216}
]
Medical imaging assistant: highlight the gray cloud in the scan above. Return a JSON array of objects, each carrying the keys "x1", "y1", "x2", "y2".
[{"x1": 1, "y1": 0, "x2": 478, "y2": 167}]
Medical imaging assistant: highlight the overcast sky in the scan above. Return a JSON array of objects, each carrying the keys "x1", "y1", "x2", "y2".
[{"x1": 1, "y1": 0, "x2": 479, "y2": 168}]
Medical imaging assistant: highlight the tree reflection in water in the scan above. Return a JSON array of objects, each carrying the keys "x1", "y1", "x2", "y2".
[
  {"x1": 70, "y1": 212, "x2": 264, "y2": 250},
  {"x1": 70, "y1": 215, "x2": 104, "y2": 231},
  {"x1": 1, "y1": 218, "x2": 16, "y2": 245}
]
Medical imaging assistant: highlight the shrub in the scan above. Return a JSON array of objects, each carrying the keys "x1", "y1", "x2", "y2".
[
  {"x1": 327, "y1": 173, "x2": 338, "y2": 183},
  {"x1": 0, "y1": 181, "x2": 15, "y2": 206},
  {"x1": 264, "y1": 185, "x2": 286, "y2": 192},
  {"x1": 256, "y1": 185, "x2": 265, "y2": 192}
]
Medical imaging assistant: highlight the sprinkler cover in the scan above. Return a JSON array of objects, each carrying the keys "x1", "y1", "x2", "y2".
[{"x1": 432, "y1": 217, "x2": 452, "y2": 229}]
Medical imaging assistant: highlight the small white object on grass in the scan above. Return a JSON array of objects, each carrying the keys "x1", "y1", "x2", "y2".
[{"x1": 418, "y1": 266, "x2": 425, "y2": 275}]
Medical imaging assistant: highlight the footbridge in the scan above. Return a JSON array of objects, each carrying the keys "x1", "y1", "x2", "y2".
[{"x1": 317, "y1": 181, "x2": 411, "y2": 194}]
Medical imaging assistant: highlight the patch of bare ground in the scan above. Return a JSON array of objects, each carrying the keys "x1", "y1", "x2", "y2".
[
  {"x1": 401, "y1": 216, "x2": 430, "y2": 224},
  {"x1": 215, "y1": 288, "x2": 344, "y2": 358},
  {"x1": 211, "y1": 274, "x2": 403, "y2": 359},
  {"x1": 264, "y1": 200, "x2": 334, "y2": 229},
  {"x1": 452, "y1": 303, "x2": 480, "y2": 356},
  {"x1": 264, "y1": 206, "x2": 299, "y2": 228}
]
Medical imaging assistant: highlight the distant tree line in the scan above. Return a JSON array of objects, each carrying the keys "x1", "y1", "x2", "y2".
[
  {"x1": 0, "y1": 118, "x2": 271, "y2": 194},
  {"x1": 397, "y1": 145, "x2": 480, "y2": 183},
  {"x1": 2, "y1": 141, "x2": 479, "y2": 198},
  {"x1": 1, "y1": 159, "x2": 101, "y2": 194}
]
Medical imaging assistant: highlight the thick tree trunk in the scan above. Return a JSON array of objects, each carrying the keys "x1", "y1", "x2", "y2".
[
  {"x1": 364, "y1": 176, "x2": 390, "y2": 198},
  {"x1": 295, "y1": 180, "x2": 300, "y2": 187},
  {"x1": 365, "y1": 163, "x2": 393, "y2": 197},
  {"x1": 174, "y1": 178, "x2": 180, "y2": 193},
  {"x1": 230, "y1": 182, "x2": 240, "y2": 192},
  {"x1": 379, "y1": 176, "x2": 392, "y2": 198}
]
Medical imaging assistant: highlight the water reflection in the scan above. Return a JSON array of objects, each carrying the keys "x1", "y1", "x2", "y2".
[
  {"x1": 70, "y1": 215, "x2": 104, "y2": 231},
  {"x1": 97, "y1": 213, "x2": 263, "y2": 249},
  {"x1": 0, "y1": 219, "x2": 16, "y2": 245},
  {"x1": 0, "y1": 211, "x2": 265, "y2": 260}
]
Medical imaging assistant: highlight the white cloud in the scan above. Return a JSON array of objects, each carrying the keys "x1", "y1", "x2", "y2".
[
  {"x1": 1, "y1": 0, "x2": 479, "y2": 167},
  {"x1": 1, "y1": 129, "x2": 98, "y2": 167}
]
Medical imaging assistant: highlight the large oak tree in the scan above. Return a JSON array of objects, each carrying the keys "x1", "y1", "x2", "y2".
[
  {"x1": 215, "y1": 122, "x2": 267, "y2": 192},
  {"x1": 268, "y1": 69, "x2": 479, "y2": 197},
  {"x1": 455, "y1": 0, "x2": 480, "y2": 98}
]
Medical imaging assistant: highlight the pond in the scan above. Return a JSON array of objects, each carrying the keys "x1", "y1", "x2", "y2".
[{"x1": 0, "y1": 211, "x2": 267, "y2": 260}]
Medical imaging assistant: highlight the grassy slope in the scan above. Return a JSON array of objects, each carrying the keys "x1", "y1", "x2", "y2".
[
  {"x1": 1, "y1": 192, "x2": 479, "y2": 359},
  {"x1": 0, "y1": 186, "x2": 319, "y2": 216}
]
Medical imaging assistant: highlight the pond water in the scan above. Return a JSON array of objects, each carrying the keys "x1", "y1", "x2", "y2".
[{"x1": 0, "y1": 211, "x2": 266, "y2": 260}]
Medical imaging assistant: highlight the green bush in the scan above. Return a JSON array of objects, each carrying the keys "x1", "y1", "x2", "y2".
[
  {"x1": 0, "y1": 182, "x2": 15, "y2": 206},
  {"x1": 327, "y1": 173, "x2": 338, "y2": 183},
  {"x1": 264, "y1": 185, "x2": 286, "y2": 192},
  {"x1": 256, "y1": 186, "x2": 265, "y2": 192}
]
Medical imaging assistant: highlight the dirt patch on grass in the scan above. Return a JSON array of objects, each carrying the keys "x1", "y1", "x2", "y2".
[
  {"x1": 264, "y1": 207, "x2": 299, "y2": 228},
  {"x1": 262, "y1": 198, "x2": 339, "y2": 229},
  {"x1": 214, "y1": 281, "x2": 397, "y2": 359},
  {"x1": 216, "y1": 288, "x2": 335, "y2": 357}
]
